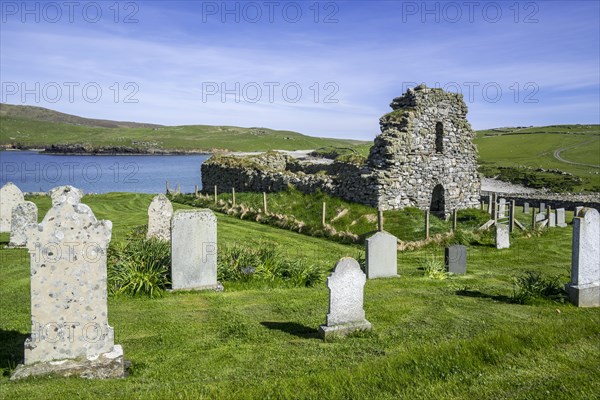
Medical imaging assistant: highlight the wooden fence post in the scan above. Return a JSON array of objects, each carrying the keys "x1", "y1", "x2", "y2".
[
  {"x1": 322, "y1": 202, "x2": 326, "y2": 227},
  {"x1": 263, "y1": 192, "x2": 268, "y2": 214},
  {"x1": 166, "y1": 180, "x2": 170, "y2": 195},
  {"x1": 176, "y1": 183, "x2": 181, "y2": 195},
  {"x1": 194, "y1": 185, "x2": 199, "y2": 197},
  {"x1": 214, "y1": 185, "x2": 217, "y2": 204},
  {"x1": 452, "y1": 209, "x2": 457, "y2": 232},
  {"x1": 232, "y1": 187, "x2": 236, "y2": 207},
  {"x1": 531, "y1": 207, "x2": 536, "y2": 230},
  {"x1": 425, "y1": 210, "x2": 430, "y2": 240},
  {"x1": 377, "y1": 210, "x2": 384, "y2": 232}
]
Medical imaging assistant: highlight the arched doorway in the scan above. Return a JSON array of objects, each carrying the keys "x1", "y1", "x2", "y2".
[
  {"x1": 430, "y1": 184, "x2": 445, "y2": 217},
  {"x1": 435, "y1": 122, "x2": 444, "y2": 153}
]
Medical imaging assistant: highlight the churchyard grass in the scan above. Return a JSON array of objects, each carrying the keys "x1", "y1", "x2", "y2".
[{"x1": 0, "y1": 193, "x2": 598, "y2": 398}]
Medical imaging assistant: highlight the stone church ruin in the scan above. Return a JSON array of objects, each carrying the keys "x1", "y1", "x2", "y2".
[{"x1": 202, "y1": 85, "x2": 481, "y2": 216}]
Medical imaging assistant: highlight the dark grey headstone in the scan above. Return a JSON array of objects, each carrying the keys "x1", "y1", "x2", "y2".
[{"x1": 445, "y1": 245, "x2": 466, "y2": 274}]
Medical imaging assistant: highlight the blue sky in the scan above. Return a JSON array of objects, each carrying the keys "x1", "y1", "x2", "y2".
[{"x1": 1, "y1": 0, "x2": 599, "y2": 139}]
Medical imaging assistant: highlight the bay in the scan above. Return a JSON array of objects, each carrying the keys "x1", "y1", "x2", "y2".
[{"x1": 0, "y1": 151, "x2": 211, "y2": 194}]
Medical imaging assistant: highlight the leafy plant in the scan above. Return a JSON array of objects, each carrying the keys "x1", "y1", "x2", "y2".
[
  {"x1": 511, "y1": 271, "x2": 567, "y2": 304},
  {"x1": 107, "y1": 234, "x2": 171, "y2": 298},
  {"x1": 422, "y1": 255, "x2": 448, "y2": 280}
]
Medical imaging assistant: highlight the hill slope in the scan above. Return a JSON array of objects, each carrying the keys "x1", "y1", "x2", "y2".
[{"x1": 0, "y1": 103, "x2": 367, "y2": 152}]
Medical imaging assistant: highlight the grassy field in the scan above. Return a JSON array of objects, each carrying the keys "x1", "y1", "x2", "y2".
[
  {"x1": 0, "y1": 193, "x2": 599, "y2": 399},
  {"x1": 474, "y1": 125, "x2": 600, "y2": 191}
]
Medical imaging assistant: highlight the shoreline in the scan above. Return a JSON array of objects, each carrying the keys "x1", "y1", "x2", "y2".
[{"x1": 0, "y1": 145, "x2": 213, "y2": 156}]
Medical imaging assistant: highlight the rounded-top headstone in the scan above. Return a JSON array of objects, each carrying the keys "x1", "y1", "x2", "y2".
[
  {"x1": 0, "y1": 182, "x2": 25, "y2": 232},
  {"x1": 8, "y1": 201, "x2": 38, "y2": 247},
  {"x1": 147, "y1": 194, "x2": 174, "y2": 241},
  {"x1": 49, "y1": 185, "x2": 84, "y2": 206}
]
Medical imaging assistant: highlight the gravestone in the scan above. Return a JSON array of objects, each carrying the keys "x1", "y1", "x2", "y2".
[
  {"x1": 556, "y1": 208, "x2": 567, "y2": 227},
  {"x1": 0, "y1": 182, "x2": 25, "y2": 232},
  {"x1": 147, "y1": 194, "x2": 173, "y2": 241},
  {"x1": 539, "y1": 203, "x2": 546, "y2": 214},
  {"x1": 535, "y1": 212, "x2": 546, "y2": 222},
  {"x1": 523, "y1": 202, "x2": 530, "y2": 214},
  {"x1": 49, "y1": 185, "x2": 84, "y2": 206},
  {"x1": 171, "y1": 209, "x2": 220, "y2": 291},
  {"x1": 498, "y1": 198, "x2": 506, "y2": 217},
  {"x1": 548, "y1": 212, "x2": 556, "y2": 228},
  {"x1": 566, "y1": 208, "x2": 600, "y2": 307},
  {"x1": 445, "y1": 245, "x2": 466, "y2": 274},
  {"x1": 11, "y1": 196, "x2": 125, "y2": 380},
  {"x1": 365, "y1": 231, "x2": 398, "y2": 279},
  {"x1": 319, "y1": 257, "x2": 372, "y2": 339},
  {"x1": 8, "y1": 201, "x2": 38, "y2": 247},
  {"x1": 495, "y1": 224, "x2": 510, "y2": 249}
]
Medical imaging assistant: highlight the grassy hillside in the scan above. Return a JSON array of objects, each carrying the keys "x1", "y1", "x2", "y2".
[
  {"x1": 0, "y1": 193, "x2": 599, "y2": 398},
  {"x1": 474, "y1": 125, "x2": 600, "y2": 192},
  {"x1": 0, "y1": 104, "x2": 367, "y2": 152}
]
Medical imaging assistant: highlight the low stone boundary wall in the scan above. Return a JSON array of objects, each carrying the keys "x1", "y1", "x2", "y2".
[{"x1": 480, "y1": 191, "x2": 600, "y2": 211}]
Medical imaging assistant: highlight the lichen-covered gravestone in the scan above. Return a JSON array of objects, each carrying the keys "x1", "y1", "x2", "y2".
[
  {"x1": 0, "y1": 182, "x2": 25, "y2": 232},
  {"x1": 319, "y1": 257, "x2": 372, "y2": 339},
  {"x1": 8, "y1": 201, "x2": 38, "y2": 247},
  {"x1": 445, "y1": 245, "x2": 466, "y2": 274},
  {"x1": 495, "y1": 224, "x2": 510, "y2": 249},
  {"x1": 147, "y1": 194, "x2": 173, "y2": 241},
  {"x1": 171, "y1": 209, "x2": 221, "y2": 291},
  {"x1": 10, "y1": 196, "x2": 125, "y2": 380},
  {"x1": 365, "y1": 231, "x2": 398, "y2": 279},
  {"x1": 556, "y1": 208, "x2": 567, "y2": 227},
  {"x1": 49, "y1": 185, "x2": 84, "y2": 206},
  {"x1": 565, "y1": 208, "x2": 600, "y2": 307}
]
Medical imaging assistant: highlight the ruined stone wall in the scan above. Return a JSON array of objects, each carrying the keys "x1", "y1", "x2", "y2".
[
  {"x1": 201, "y1": 86, "x2": 481, "y2": 215},
  {"x1": 368, "y1": 85, "x2": 481, "y2": 214}
]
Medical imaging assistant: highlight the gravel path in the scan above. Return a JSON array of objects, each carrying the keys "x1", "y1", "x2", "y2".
[
  {"x1": 481, "y1": 178, "x2": 540, "y2": 194},
  {"x1": 553, "y1": 140, "x2": 600, "y2": 168}
]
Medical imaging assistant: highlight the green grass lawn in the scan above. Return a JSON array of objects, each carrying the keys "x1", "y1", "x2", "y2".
[
  {"x1": 474, "y1": 125, "x2": 600, "y2": 191},
  {"x1": 0, "y1": 193, "x2": 598, "y2": 399}
]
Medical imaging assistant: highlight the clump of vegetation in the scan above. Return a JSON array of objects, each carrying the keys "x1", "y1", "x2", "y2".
[
  {"x1": 478, "y1": 165, "x2": 582, "y2": 192},
  {"x1": 218, "y1": 241, "x2": 324, "y2": 288},
  {"x1": 422, "y1": 255, "x2": 448, "y2": 280},
  {"x1": 511, "y1": 271, "x2": 567, "y2": 304},
  {"x1": 107, "y1": 230, "x2": 171, "y2": 298}
]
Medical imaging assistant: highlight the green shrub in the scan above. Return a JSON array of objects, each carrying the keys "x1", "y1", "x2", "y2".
[
  {"x1": 422, "y1": 255, "x2": 447, "y2": 280},
  {"x1": 218, "y1": 241, "x2": 325, "y2": 288},
  {"x1": 511, "y1": 271, "x2": 567, "y2": 304},
  {"x1": 107, "y1": 234, "x2": 171, "y2": 298}
]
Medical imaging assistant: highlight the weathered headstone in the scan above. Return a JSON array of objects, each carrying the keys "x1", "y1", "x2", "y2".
[
  {"x1": 49, "y1": 185, "x2": 84, "y2": 206},
  {"x1": 495, "y1": 224, "x2": 510, "y2": 249},
  {"x1": 171, "y1": 209, "x2": 220, "y2": 291},
  {"x1": 548, "y1": 212, "x2": 556, "y2": 228},
  {"x1": 535, "y1": 212, "x2": 546, "y2": 222},
  {"x1": 0, "y1": 182, "x2": 25, "y2": 232},
  {"x1": 11, "y1": 196, "x2": 125, "y2": 380},
  {"x1": 556, "y1": 208, "x2": 567, "y2": 227},
  {"x1": 147, "y1": 194, "x2": 173, "y2": 241},
  {"x1": 539, "y1": 203, "x2": 546, "y2": 214},
  {"x1": 523, "y1": 202, "x2": 530, "y2": 214},
  {"x1": 8, "y1": 201, "x2": 38, "y2": 247},
  {"x1": 445, "y1": 245, "x2": 466, "y2": 274},
  {"x1": 498, "y1": 198, "x2": 506, "y2": 217},
  {"x1": 565, "y1": 208, "x2": 600, "y2": 307},
  {"x1": 365, "y1": 231, "x2": 398, "y2": 279},
  {"x1": 319, "y1": 257, "x2": 372, "y2": 339}
]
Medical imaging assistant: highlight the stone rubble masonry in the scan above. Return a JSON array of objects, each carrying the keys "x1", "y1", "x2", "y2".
[
  {"x1": 319, "y1": 257, "x2": 372, "y2": 340},
  {"x1": 171, "y1": 209, "x2": 220, "y2": 291},
  {"x1": 0, "y1": 182, "x2": 25, "y2": 232},
  {"x1": 566, "y1": 208, "x2": 600, "y2": 307},
  {"x1": 147, "y1": 194, "x2": 174, "y2": 241},
  {"x1": 202, "y1": 85, "x2": 481, "y2": 217},
  {"x1": 11, "y1": 192, "x2": 125, "y2": 379},
  {"x1": 8, "y1": 201, "x2": 38, "y2": 247}
]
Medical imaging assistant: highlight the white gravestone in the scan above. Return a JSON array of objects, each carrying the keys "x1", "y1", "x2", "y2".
[
  {"x1": 565, "y1": 208, "x2": 600, "y2": 307},
  {"x1": 548, "y1": 212, "x2": 556, "y2": 228},
  {"x1": 495, "y1": 224, "x2": 510, "y2": 249},
  {"x1": 49, "y1": 185, "x2": 84, "y2": 206},
  {"x1": 171, "y1": 209, "x2": 220, "y2": 291},
  {"x1": 523, "y1": 203, "x2": 530, "y2": 214},
  {"x1": 556, "y1": 208, "x2": 567, "y2": 227},
  {"x1": 0, "y1": 182, "x2": 25, "y2": 232},
  {"x1": 147, "y1": 194, "x2": 173, "y2": 241},
  {"x1": 319, "y1": 257, "x2": 372, "y2": 339},
  {"x1": 498, "y1": 198, "x2": 506, "y2": 217},
  {"x1": 11, "y1": 196, "x2": 125, "y2": 380},
  {"x1": 365, "y1": 231, "x2": 398, "y2": 279},
  {"x1": 8, "y1": 201, "x2": 38, "y2": 247}
]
